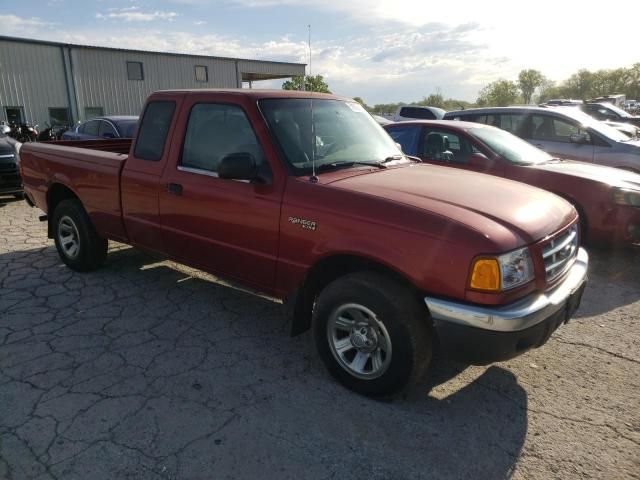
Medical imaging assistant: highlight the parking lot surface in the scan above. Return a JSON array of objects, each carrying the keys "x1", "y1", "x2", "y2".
[{"x1": 1, "y1": 197, "x2": 639, "y2": 479}]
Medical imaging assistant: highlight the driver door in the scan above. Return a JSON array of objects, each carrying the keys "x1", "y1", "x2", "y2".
[{"x1": 158, "y1": 99, "x2": 283, "y2": 290}]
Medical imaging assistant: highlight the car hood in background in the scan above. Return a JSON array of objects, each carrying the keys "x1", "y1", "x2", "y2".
[
  {"x1": 0, "y1": 138, "x2": 17, "y2": 157},
  {"x1": 527, "y1": 160, "x2": 640, "y2": 189},
  {"x1": 327, "y1": 164, "x2": 576, "y2": 245}
]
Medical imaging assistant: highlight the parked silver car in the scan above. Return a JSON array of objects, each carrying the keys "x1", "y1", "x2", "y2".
[{"x1": 443, "y1": 106, "x2": 640, "y2": 172}]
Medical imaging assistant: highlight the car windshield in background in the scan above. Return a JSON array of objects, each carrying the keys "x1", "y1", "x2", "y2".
[
  {"x1": 556, "y1": 107, "x2": 631, "y2": 142},
  {"x1": 116, "y1": 120, "x2": 138, "y2": 138},
  {"x1": 601, "y1": 103, "x2": 633, "y2": 118},
  {"x1": 469, "y1": 127, "x2": 553, "y2": 165},
  {"x1": 259, "y1": 98, "x2": 402, "y2": 175}
]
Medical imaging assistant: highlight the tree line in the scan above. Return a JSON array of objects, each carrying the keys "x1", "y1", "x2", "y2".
[
  {"x1": 283, "y1": 64, "x2": 640, "y2": 111},
  {"x1": 477, "y1": 64, "x2": 640, "y2": 107}
]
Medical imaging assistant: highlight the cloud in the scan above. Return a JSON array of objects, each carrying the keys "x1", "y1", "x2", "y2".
[
  {"x1": 7, "y1": 19, "x2": 501, "y2": 103},
  {"x1": 0, "y1": 14, "x2": 52, "y2": 32},
  {"x1": 8, "y1": 0, "x2": 639, "y2": 105},
  {"x1": 96, "y1": 8, "x2": 179, "y2": 22}
]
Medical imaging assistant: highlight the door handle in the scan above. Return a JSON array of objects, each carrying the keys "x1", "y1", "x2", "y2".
[
  {"x1": 166, "y1": 183, "x2": 183, "y2": 195},
  {"x1": 534, "y1": 144, "x2": 545, "y2": 148}
]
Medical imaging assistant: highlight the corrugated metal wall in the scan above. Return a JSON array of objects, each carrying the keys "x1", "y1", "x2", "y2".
[
  {"x1": 0, "y1": 37, "x2": 305, "y2": 127},
  {"x1": 0, "y1": 39, "x2": 69, "y2": 127},
  {"x1": 71, "y1": 48, "x2": 243, "y2": 117},
  {"x1": 238, "y1": 59, "x2": 305, "y2": 77}
]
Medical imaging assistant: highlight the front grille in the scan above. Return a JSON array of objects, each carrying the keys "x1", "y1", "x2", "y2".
[{"x1": 542, "y1": 223, "x2": 579, "y2": 282}]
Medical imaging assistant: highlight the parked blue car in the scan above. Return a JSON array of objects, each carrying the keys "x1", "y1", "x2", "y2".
[{"x1": 62, "y1": 116, "x2": 138, "y2": 140}]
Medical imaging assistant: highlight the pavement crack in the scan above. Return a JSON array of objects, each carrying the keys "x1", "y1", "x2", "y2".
[{"x1": 554, "y1": 337, "x2": 640, "y2": 365}]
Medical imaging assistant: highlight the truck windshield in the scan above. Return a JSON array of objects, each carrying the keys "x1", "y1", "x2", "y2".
[
  {"x1": 259, "y1": 98, "x2": 403, "y2": 175},
  {"x1": 468, "y1": 126, "x2": 553, "y2": 165}
]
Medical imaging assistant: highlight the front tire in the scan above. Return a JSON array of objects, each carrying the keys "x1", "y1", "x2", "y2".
[
  {"x1": 312, "y1": 272, "x2": 432, "y2": 398},
  {"x1": 52, "y1": 199, "x2": 108, "y2": 272}
]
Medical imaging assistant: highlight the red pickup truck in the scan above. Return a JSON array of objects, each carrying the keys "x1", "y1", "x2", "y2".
[{"x1": 20, "y1": 89, "x2": 589, "y2": 397}]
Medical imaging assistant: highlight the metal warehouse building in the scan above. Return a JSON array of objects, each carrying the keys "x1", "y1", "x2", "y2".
[{"x1": 0, "y1": 35, "x2": 306, "y2": 128}]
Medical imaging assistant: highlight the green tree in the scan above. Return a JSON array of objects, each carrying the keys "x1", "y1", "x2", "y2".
[
  {"x1": 352, "y1": 97, "x2": 369, "y2": 110},
  {"x1": 626, "y1": 63, "x2": 640, "y2": 99},
  {"x1": 562, "y1": 69, "x2": 594, "y2": 100},
  {"x1": 282, "y1": 75, "x2": 331, "y2": 93},
  {"x1": 419, "y1": 93, "x2": 445, "y2": 108},
  {"x1": 371, "y1": 103, "x2": 404, "y2": 115},
  {"x1": 536, "y1": 78, "x2": 559, "y2": 103},
  {"x1": 605, "y1": 68, "x2": 628, "y2": 94},
  {"x1": 476, "y1": 80, "x2": 521, "y2": 107},
  {"x1": 590, "y1": 70, "x2": 609, "y2": 97},
  {"x1": 518, "y1": 69, "x2": 545, "y2": 104}
]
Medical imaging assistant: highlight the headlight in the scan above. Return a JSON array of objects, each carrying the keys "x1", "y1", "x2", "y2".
[
  {"x1": 613, "y1": 187, "x2": 640, "y2": 207},
  {"x1": 470, "y1": 247, "x2": 535, "y2": 292}
]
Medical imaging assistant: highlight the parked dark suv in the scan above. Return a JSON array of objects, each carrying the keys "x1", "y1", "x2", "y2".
[{"x1": 0, "y1": 130, "x2": 22, "y2": 197}]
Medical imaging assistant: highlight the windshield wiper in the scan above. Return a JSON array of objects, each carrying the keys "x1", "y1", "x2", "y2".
[{"x1": 317, "y1": 160, "x2": 388, "y2": 172}]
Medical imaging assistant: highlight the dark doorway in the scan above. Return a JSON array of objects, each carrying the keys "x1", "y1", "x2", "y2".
[{"x1": 5, "y1": 107, "x2": 23, "y2": 125}]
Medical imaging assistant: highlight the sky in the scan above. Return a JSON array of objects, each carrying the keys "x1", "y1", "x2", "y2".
[{"x1": 1, "y1": 0, "x2": 639, "y2": 105}]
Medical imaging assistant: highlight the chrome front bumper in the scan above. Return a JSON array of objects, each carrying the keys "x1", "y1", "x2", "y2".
[{"x1": 425, "y1": 248, "x2": 589, "y2": 333}]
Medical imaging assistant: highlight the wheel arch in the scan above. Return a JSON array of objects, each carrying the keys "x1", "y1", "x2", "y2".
[
  {"x1": 46, "y1": 183, "x2": 80, "y2": 238},
  {"x1": 286, "y1": 253, "x2": 423, "y2": 336},
  {"x1": 552, "y1": 191, "x2": 589, "y2": 241}
]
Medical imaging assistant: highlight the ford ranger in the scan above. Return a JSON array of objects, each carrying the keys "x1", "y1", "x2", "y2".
[{"x1": 20, "y1": 89, "x2": 589, "y2": 397}]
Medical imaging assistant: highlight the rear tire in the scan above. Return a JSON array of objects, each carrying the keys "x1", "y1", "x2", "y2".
[
  {"x1": 312, "y1": 272, "x2": 432, "y2": 398},
  {"x1": 52, "y1": 199, "x2": 108, "y2": 272}
]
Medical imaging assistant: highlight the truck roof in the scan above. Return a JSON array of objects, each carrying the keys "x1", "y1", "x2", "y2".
[{"x1": 153, "y1": 88, "x2": 350, "y2": 101}]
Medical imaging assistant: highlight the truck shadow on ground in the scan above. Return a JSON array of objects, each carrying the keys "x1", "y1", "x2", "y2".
[{"x1": 0, "y1": 244, "x2": 528, "y2": 479}]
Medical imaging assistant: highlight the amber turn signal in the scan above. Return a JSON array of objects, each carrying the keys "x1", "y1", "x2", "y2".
[{"x1": 470, "y1": 259, "x2": 501, "y2": 291}]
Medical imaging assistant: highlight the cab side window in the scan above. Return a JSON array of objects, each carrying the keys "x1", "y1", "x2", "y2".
[
  {"x1": 134, "y1": 101, "x2": 176, "y2": 161},
  {"x1": 181, "y1": 103, "x2": 265, "y2": 174}
]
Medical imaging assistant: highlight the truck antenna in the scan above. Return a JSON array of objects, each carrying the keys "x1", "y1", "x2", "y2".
[
  {"x1": 309, "y1": 97, "x2": 317, "y2": 183},
  {"x1": 308, "y1": 25, "x2": 318, "y2": 184}
]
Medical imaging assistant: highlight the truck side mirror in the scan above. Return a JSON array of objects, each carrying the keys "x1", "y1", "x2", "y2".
[{"x1": 218, "y1": 153, "x2": 260, "y2": 182}]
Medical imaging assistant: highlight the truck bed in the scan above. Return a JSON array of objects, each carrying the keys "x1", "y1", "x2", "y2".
[
  {"x1": 20, "y1": 139, "x2": 130, "y2": 240},
  {"x1": 44, "y1": 139, "x2": 133, "y2": 154}
]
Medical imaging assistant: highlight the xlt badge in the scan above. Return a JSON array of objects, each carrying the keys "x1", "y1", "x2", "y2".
[{"x1": 288, "y1": 216, "x2": 317, "y2": 231}]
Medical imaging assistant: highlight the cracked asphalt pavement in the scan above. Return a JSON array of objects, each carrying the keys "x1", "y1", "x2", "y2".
[{"x1": 1, "y1": 197, "x2": 639, "y2": 479}]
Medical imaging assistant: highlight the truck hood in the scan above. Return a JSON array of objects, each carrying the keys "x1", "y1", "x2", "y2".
[
  {"x1": 327, "y1": 164, "x2": 576, "y2": 246},
  {"x1": 526, "y1": 160, "x2": 640, "y2": 189}
]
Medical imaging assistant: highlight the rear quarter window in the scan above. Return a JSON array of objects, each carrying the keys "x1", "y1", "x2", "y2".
[{"x1": 134, "y1": 101, "x2": 176, "y2": 161}]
